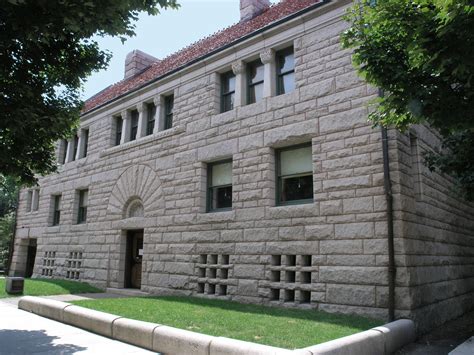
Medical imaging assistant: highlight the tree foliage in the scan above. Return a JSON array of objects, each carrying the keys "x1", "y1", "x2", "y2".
[
  {"x1": 0, "y1": 175, "x2": 18, "y2": 270},
  {"x1": 0, "y1": 213, "x2": 14, "y2": 270},
  {"x1": 0, "y1": 0, "x2": 179, "y2": 184},
  {"x1": 342, "y1": 0, "x2": 474, "y2": 199}
]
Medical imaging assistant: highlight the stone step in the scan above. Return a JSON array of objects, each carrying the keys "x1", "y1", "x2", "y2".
[{"x1": 106, "y1": 288, "x2": 150, "y2": 297}]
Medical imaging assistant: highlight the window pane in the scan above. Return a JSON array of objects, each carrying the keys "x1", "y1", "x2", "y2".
[
  {"x1": 249, "y1": 62, "x2": 264, "y2": 84},
  {"x1": 165, "y1": 95, "x2": 174, "y2": 115},
  {"x1": 55, "y1": 195, "x2": 61, "y2": 210},
  {"x1": 280, "y1": 145, "x2": 312, "y2": 176},
  {"x1": 211, "y1": 186, "x2": 232, "y2": 210},
  {"x1": 223, "y1": 93, "x2": 234, "y2": 112},
  {"x1": 226, "y1": 75, "x2": 236, "y2": 93},
  {"x1": 211, "y1": 162, "x2": 232, "y2": 186},
  {"x1": 147, "y1": 103, "x2": 156, "y2": 135},
  {"x1": 281, "y1": 72, "x2": 295, "y2": 94},
  {"x1": 253, "y1": 82, "x2": 263, "y2": 103},
  {"x1": 116, "y1": 117, "x2": 123, "y2": 145},
  {"x1": 83, "y1": 129, "x2": 89, "y2": 157},
  {"x1": 281, "y1": 175, "x2": 313, "y2": 202},
  {"x1": 72, "y1": 135, "x2": 79, "y2": 161},
  {"x1": 130, "y1": 110, "x2": 139, "y2": 141},
  {"x1": 278, "y1": 51, "x2": 294, "y2": 74},
  {"x1": 61, "y1": 140, "x2": 68, "y2": 164},
  {"x1": 80, "y1": 190, "x2": 88, "y2": 207}
]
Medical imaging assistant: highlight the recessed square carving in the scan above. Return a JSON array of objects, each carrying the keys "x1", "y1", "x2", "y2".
[
  {"x1": 271, "y1": 270, "x2": 281, "y2": 282},
  {"x1": 271, "y1": 255, "x2": 281, "y2": 266}
]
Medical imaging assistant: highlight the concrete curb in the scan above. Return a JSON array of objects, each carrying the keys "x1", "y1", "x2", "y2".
[{"x1": 18, "y1": 296, "x2": 416, "y2": 355}]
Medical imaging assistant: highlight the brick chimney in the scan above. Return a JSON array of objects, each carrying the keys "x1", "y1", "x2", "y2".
[
  {"x1": 124, "y1": 50, "x2": 159, "y2": 79},
  {"x1": 240, "y1": 0, "x2": 271, "y2": 22}
]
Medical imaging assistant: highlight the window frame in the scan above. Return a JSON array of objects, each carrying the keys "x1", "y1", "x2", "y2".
[
  {"x1": 72, "y1": 135, "x2": 79, "y2": 161},
  {"x1": 276, "y1": 47, "x2": 295, "y2": 96},
  {"x1": 26, "y1": 190, "x2": 33, "y2": 212},
  {"x1": 220, "y1": 71, "x2": 236, "y2": 113},
  {"x1": 77, "y1": 189, "x2": 88, "y2": 224},
  {"x1": 275, "y1": 142, "x2": 314, "y2": 206},
  {"x1": 61, "y1": 139, "x2": 68, "y2": 164},
  {"x1": 82, "y1": 129, "x2": 89, "y2": 158},
  {"x1": 207, "y1": 159, "x2": 233, "y2": 213},
  {"x1": 115, "y1": 116, "x2": 123, "y2": 146},
  {"x1": 130, "y1": 110, "x2": 139, "y2": 141},
  {"x1": 247, "y1": 59, "x2": 264, "y2": 105},
  {"x1": 52, "y1": 195, "x2": 61, "y2": 226},
  {"x1": 164, "y1": 95, "x2": 174, "y2": 130},
  {"x1": 146, "y1": 102, "x2": 156, "y2": 135},
  {"x1": 32, "y1": 189, "x2": 40, "y2": 211}
]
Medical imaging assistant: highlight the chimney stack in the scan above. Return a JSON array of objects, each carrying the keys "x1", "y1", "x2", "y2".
[
  {"x1": 240, "y1": 0, "x2": 271, "y2": 22},
  {"x1": 124, "y1": 50, "x2": 159, "y2": 79}
]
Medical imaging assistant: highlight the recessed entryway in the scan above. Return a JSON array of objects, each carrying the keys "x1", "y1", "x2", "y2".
[
  {"x1": 124, "y1": 230, "x2": 143, "y2": 289},
  {"x1": 25, "y1": 239, "x2": 37, "y2": 278}
]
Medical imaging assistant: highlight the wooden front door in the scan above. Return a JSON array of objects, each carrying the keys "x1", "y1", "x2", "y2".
[{"x1": 125, "y1": 230, "x2": 143, "y2": 289}]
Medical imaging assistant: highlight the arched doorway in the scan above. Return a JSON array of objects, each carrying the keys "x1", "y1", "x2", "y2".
[{"x1": 106, "y1": 165, "x2": 164, "y2": 290}]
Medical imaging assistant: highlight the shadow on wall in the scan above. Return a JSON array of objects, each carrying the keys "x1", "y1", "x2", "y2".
[{"x1": 0, "y1": 329, "x2": 87, "y2": 353}]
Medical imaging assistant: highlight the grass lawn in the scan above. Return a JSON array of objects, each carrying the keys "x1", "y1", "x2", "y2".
[
  {"x1": 0, "y1": 278, "x2": 101, "y2": 298},
  {"x1": 73, "y1": 296, "x2": 381, "y2": 349}
]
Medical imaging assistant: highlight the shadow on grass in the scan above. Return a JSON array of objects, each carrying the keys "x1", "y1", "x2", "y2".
[{"x1": 139, "y1": 295, "x2": 381, "y2": 329}]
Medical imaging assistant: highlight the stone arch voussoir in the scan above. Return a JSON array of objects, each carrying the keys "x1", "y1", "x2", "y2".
[{"x1": 107, "y1": 164, "x2": 164, "y2": 220}]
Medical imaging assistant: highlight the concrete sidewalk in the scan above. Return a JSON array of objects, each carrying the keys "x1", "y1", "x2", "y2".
[{"x1": 0, "y1": 299, "x2": 155, "y2": 354}]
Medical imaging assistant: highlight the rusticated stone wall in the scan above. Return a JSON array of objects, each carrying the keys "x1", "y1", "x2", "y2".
[{"x1": 10, "y1": 0, "x2": 474, "y2": 332}]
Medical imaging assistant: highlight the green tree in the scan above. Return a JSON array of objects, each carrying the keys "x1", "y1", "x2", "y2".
[
  {"x1": 0, "y1": 213, "x2": 14, "y2": 270},
  {"x1": 342, "y1": 0, "x2": 474, "y2": 199},
  {"x1": 1, "y1": 0, "x2": 179, "y2": 185},
  {"x1": 0, "y1": 175, "x2": 18, "y2": 271}
]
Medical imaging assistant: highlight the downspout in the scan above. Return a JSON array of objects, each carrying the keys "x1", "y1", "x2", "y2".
[
  {"x1": 379, "y1": 89, "x2": 396, "y2": 322},
  {"x1": 6, "y1": 190, "x2": 20, "y2": 276}
]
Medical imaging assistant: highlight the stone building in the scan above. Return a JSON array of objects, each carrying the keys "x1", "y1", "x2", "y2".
[{"x1": 10, "y1": 0, "x2": 474, "y2": 332}]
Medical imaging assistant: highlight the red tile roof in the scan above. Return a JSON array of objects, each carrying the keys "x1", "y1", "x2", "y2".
[{"x1": 83, "y1": 0, "x2": 324, "y2": 114}]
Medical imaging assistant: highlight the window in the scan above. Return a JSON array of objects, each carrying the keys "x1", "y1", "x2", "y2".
[
  {"x1": 130, "y1": 110, "x2": 139, "y2": 141},
  {"x1": 247, "y1": 59, "x2": 264, "y2": 104},
  {"x1": 115, "y1": 116, "x2": 123, "y2": 146},
  {"x1": 276, "y1": 47, "x2": 295, "y2": 95},
  {"x1": 164, "y1": 95, "x2": 174, "y2": 130},
  {"x1": 72, "y1": 135, "x2": 79, "y2": 161},
  {"x1": 32, "y1": 189, "x2": 40, "y2": 211},
  {"x1": 207, "y1": 160, "x2": 232, "y2": 212},
  {"x1": 146, "y1": 103, "x2": 156, "y2": 135},
  {"x1": 276, "y1": 144, "x2": 313, "y2": 205},
  {"x1": 221, "y1": 71, "x2": 236, "y2": 113},
  {"x1": 82, "y1": 129, "x2": 89, "y2": 158},
  {"x1": 60, "y1": 139, "x2": 68, "y2": 164},
  {"x1": 77, "y1": 189, "x2": 88, "y2": 224},
  {"x1": 52, "y1": 195, "x2": 61, "y2": 226},
  {"x1": 26, "y1": 190, "x2": 33, "y2": 212}
]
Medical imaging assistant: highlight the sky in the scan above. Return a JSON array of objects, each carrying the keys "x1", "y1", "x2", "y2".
[{"x1": 81, "y1": 0, "x2": 279, "y2": 100}]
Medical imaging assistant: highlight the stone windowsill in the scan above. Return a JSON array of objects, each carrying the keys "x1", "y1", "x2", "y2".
[
  {"x1": 57, "y1": 156, "x2": 90, "y2": 171},
  {"x1": 100, "y1": 125, "x2": 185, "y2": 158}
]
